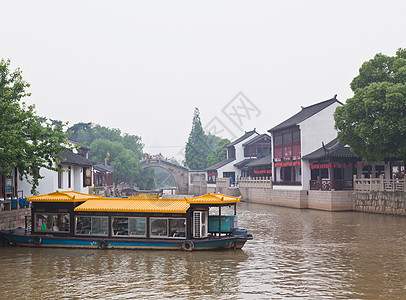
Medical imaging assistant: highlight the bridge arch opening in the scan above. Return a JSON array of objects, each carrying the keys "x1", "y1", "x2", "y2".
[{"x1": 139, "y1": 159, "x2": 189, "y2": 195}]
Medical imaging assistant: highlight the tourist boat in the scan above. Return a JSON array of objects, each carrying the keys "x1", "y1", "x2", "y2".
[{"x1": 0, "y1": 191, "x2": 253, "y2": 251}]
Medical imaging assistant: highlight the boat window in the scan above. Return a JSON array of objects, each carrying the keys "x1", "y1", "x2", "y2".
[
  {"x1": 112, "y1": 217, "x2": 146, "y2": 237},
  {"x1": 169, "y1": 218, "x2": 186, "y2": 238},
  {"x1": 113, "y1": 217, "x2": 128, "y2": 235},
  {"x1": 150, "y1": 218, "x2": 168, "y2": 237},
  {"x1": 76, "y1": 216, "x2": 108, "y2": 236},
  {"x1": 129, "y1": 218, "x2": 146, "y2": 237},
  {"x1": 34, "y1": 213, "x2": 70, "y2": 233}
]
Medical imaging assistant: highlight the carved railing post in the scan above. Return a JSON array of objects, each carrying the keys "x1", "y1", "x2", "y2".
[{"x1": 380, "y1": 174, "x2": 384, "y2": 191}]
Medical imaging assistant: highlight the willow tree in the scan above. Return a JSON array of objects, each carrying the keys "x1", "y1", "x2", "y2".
[
  {"x1": 334, "y1": 49, "x2": 406, "y2": 163},
  {"x1": 0, "y1": 59, "x2": 72, "y2": 194}
]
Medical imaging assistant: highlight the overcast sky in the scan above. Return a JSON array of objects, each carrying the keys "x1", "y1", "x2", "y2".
[{"x1": 2, "y1": 1, "x2": 405, "y2": 160}]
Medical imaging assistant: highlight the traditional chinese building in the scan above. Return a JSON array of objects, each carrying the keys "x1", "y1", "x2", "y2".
[
  {"x1": 205, "y1": 130, "x2": 271, "y2": 184},
  {"x1": 18, "y1": 143, "x2": 95, "y2": 197},
  {"x1": 268, "y1": 96, "x2": 342, "y2": 190},
  {"x1": 93, "y1": 163, "x2": 116, "y2": 189}
]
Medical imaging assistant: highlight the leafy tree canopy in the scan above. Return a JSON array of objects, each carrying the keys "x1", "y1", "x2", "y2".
[
  {"x1": 69, "y1": 122, "x2": 153, "y2": 188},
  {"x1": 206, "y1": 137, "x2": 230, "y2": 167},
  {"x1": 0, "y1": 59, "x2": 72, "y2": 194},
  {"x1": 335, "y1": 49, "x2": 406, "y2": 163}
]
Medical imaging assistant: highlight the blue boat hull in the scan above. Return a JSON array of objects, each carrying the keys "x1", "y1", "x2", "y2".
[{"x1": 0, "y1": 232, "x2": 248, "y2": 251}]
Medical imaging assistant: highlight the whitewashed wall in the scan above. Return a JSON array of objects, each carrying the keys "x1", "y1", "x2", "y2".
[
  {"x1": 299, "y1": 102, "x2": 341, "y2": 190},
  {"x1": 18, "y1": 164, "x2": 90, "y2": 197}
]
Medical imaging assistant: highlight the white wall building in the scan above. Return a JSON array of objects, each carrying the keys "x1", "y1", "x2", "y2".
[
  {"x1": 205, "y1": 130, "x2": 271, "y2": 185},
  {"x1": 268, "y1": 96, "x2": 342, "y2": 190},
  {"x1": 18, "y1": 145, "x2": 94, "y2": 197}
]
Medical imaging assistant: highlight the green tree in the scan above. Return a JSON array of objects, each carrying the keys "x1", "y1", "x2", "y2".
[
  {"x1": 89, "y1": 139, "x2": 140, "y2": 184},
  {"x1": 0, "y1": 59, "x2": 72, "y2": 194},
  {"x1": 69, "y1": 122, "x2": 151, "y2": 187},
  {"x1": 206, "y1": 138, "x2": 230, "y2": 167},
  {"x1": 185, "y1": 108, "x2": 210, "y2": 169},
  {"x1": 66, "y1": 122, "x2": 91, "y2": 141},
  {"x1": 334, "y1": 48, "x2": 406, "y2": 163}
]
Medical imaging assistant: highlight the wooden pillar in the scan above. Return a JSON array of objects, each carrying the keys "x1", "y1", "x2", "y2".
[
  {"x1": 218, "y1": 206, "x2": 222, "y2": 238},
  {"x1": 330, "y1": 161, "x2": 334, "y2": 190},
  {"x1": 282, "y1": 165, "x2": 285, "y2": 182},
  {"x1": 318, "y1": 162, "x2": 322, "y2": 190}
]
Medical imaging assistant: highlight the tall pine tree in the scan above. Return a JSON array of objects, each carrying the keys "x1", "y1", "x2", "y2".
[{"x1": 185, "y1": 108, "x2": 210, "y2": 169}]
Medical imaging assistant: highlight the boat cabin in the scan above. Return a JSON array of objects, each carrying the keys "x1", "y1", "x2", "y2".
[{"x1": 25, "y1": 191, "x2": 247, "y2": 250}]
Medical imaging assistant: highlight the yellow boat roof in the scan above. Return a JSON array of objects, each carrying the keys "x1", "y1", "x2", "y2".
[
  {"x1": 187, "y1": 193, "x2": 241, "y2": 204},
  {"x1": 28, "y1": 191, "x2": 239, "y2": 213},
  {"x1": 74, "y1": 198, "x2": 190, "y2": 214},
  {"x1": 28, "y1": 191, "x2": 103, "y2": 202}
]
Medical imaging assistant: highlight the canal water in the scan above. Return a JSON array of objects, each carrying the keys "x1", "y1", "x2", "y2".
[{"x1": 1, "y1": 202, "x2": 406, "y2": 299}]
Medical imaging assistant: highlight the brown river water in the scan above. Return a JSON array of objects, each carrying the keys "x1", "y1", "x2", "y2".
[{"x1": 1, "y1": 202, "x2": 406, "y2": 299}]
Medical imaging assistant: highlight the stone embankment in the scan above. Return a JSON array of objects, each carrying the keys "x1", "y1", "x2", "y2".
[
  {"x1": 0, "y1": 208, "x2": 31, "y2": 230},
  {"x1": 354, "y1": 191, "x2": 406, "y2": 215}
]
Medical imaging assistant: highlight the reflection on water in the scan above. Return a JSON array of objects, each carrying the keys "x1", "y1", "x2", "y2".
[{"x1": 1, "y1": 202, "x2": 406, "y2": 299}]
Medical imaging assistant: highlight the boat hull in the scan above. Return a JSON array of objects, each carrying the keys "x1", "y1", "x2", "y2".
[{"x1": 0, "y1": 232, "x2": 248, "y2": 251}]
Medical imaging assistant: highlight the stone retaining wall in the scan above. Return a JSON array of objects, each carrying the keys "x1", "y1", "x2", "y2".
[
  {"x1": 354, "y1": 191, "x2": 406, "y2": 216},
  {"x1": 308, "y1": 190, "x2": 353, "y2": 211},
  {"x1": 268, "y1": 190, "x2": 308, "y2": 208},
  {"x1": 239, "y1": 183, "x2": 353, "y2": 211},
  {"x1": 0, "y1": 208, "x2": 31, "y2": 230}
]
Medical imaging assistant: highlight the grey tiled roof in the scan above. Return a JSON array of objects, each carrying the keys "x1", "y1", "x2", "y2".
[
  {"x1": 242, "y1": 133, "x2": 271, "y2": 146},
  {"x1": 268, "y1": 97, "x2": 342, "y2": 132},
  {"x1": 246, "y1": 154, "x2": 272, "y2": 167},
  {"x1": 302, "y1": 138, "x2": 359, "y2": 160},
  {"x1": 226, "y1": 130, "x2": 258, "y2": 147},
  {"x1": 94, "y1": 163, "x2": 117, "y2": 173},
  {"x1": 234, "y1": 159, "x2": 256, "y2": 168},
  {"x1": 57, "y1": 151, "x2": 95, "y2": 167},
  {"x1": 205, "y1": 158, "x2": 236, "y2": 171}
]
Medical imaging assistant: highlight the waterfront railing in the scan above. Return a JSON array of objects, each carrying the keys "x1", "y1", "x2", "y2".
[
  {"x1": 238, "y1": 178, "x2": 273, "y2": 189},
  {"x1": 353, "y1": 175, "x2": 406, "y2": 192}
]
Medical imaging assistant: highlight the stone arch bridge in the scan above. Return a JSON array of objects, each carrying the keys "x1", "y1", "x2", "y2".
[{"x1": 140, "y1": 159, "x2": 189, "y2": 194}]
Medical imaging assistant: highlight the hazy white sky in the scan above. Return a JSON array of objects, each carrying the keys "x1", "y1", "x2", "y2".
[{"x1": 1, "y1": 1, "x2": 405, "y2": 160}]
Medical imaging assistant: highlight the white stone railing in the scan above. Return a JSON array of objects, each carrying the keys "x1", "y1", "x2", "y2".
[
  {"x1": 216, "y1": 178, "x2": 229, "y2": 188},
  {"x1": 354, "y1": 175, "x2": 406, "y2": 192},
  {"x1": 238, "y1": 177, "x2": 273, "y2": 189}
]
